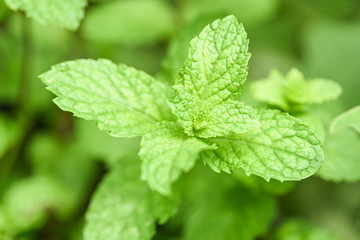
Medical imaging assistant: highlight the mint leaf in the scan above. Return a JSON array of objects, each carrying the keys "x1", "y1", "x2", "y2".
[
  {"x1": 5, "y1": 0, "x2": 86, "y2": 30},
  {"x1": 184, "y1": 187, "x2": 276, "y2": 240},
  {"x1": 251, "y1": 68, "x2": 342, "y2": 109},
  {"x1": 82, "y1": 0, "x2": 175, "y2": 46},
  {"x1": 194, "y1": 100, "x2": 260, "y2": 138},
  {"x1": 297, "y1": 113, "x2": 326, "y2": 144},
  {"x1": 318, "y1": 129, "x2": 360, "y2": 182},
  {"x1": 275, "y1": 219, "x2": 341, "y2": 240},
  {"x1": 285, "y1": 68, "x2": 342, "y2": 104},
  {"x1": 201, "y1": 109, "x2": 323, "y2": 181},
  {"x1": 161, "y1": 16, "x2": 211, "y2": 84},
  {"x1": 3, "y1": 175, "x2": 73, "y2": 231},
  {"x1": 169, "y1": 15, "x2": 250, "y2": 135},
  {"x1": 84, "y1": 160, "x2": 178, "y2": 240},
  {"x1": 40, "y1": 59, "x2": 173, "y2": 137},
  {"x1": 330, "y1": 106, "x2": 360, "y2": 134},
  {"x1": 250, "y1": 69, "x2": 288, "y2": 110},
  {"x1": 139, "y1": 121, "x2": 213, "y2": 195}
]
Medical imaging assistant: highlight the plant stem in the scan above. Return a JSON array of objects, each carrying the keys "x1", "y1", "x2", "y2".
[
  {"x1": 0, "y1": 13, "x2": 33, "y2": 188},
  {"x1": 17, "y1": 12, "x2": 31, "y2": 113}
]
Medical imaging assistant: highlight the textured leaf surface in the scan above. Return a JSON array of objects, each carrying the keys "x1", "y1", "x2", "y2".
[
  {"x1": 139, "y1": 121, "x2": 213, "y2": 195},
  {"x1": 82, "y1": 0, "x2": 174, "y2": 46},
  {"x1": 250, "y1": 69, "x2": 288, "y2": 110},
  {"x1": 318, "y1": 129, "x2": 360, "y2": 182},
  {"x1": 330, "y1": 106, "x2": 360, "y2": 134},
  {"x1": 40, "y1": 59, "x2": 173, "y2": 137},
  {"x1": 194, "y1": 100, "x2": 260, "y2": 138},
  {"x1": 184, "y1": 187, "x2": 276, "y2": 240},
  {"x1": 296, "y1": 113, "x2": 326, "y2": 144},
  {"x1": 5, "y1": 0, "x2": 86, "y2": 30},
  {"x1": 161, "y1": 16, "x2": 211, "y2": 84},
  {"x1": 169, "y1": 15, "x2": 250, "y2": 135},
  {"x1": 84, "y1": 160, "x2": 178, "y2": 240},
  {"x1": 275, "y1": 219, "x2": 341, "y2": 240},
  {"x1": 201, "y1": 109, "x2": 323, "y2": 181}
]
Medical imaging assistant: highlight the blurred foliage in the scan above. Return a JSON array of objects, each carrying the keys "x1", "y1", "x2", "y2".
[
  {"x1": 82, "y1": 0, "x2": 175, "y2": 46},
  {"x1": 0, "y1": 0, "x2": 360, "y2": 239},
  {"x1": 273, "y1": 219, "x2": 341, "y2": 240}
]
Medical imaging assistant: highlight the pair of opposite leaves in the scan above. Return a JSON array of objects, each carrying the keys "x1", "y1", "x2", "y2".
[{"x1": 40, "y1": 15, "x2": 323, "y2": 195}]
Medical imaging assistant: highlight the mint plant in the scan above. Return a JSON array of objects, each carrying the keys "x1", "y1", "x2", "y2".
[
  {"x1": 4, "y1": 0, "x2": 87, "y2": 30},
  {"x1": 251, "y1": 68, "x2": 360, "y2": 183},
  {"x1": 251, "y1": 68, "x2": 342, "y2": 112},
  {"x1": 330, "y1": 105, "x2": 360, "y2": 134},
  {"x1": 39, "y1": 15, "x2": 324, "y2": 238}
]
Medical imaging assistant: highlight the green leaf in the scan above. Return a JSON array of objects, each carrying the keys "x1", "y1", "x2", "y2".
[
  {"x1": 296, "y1": 113, "x2": 326, "y2": 144},
  {"x1": 285, "y1": 68, "x2": 342, "y2": 105},
  {"x1": 330, "y1": 106, "x2": 360, "y2": 134},
  {"x1": 274, "y1": 219, "x2": 341, "y2": 240},
  {"x1": 184, "y1": 187, "x2": 276, "y2": 240},
  {"x1": 251, "y1": 68, "x2": 342, "y2": 110},
  {"x1": 139, "y1": 121, "x2": 213, "y2": 195},
  {"x1": 161, "y1": 16, "x2": 213, "y2": 84},
  {"x1": 194, "y1": 100, "x2": 260, "y2": 138},
  {"x1": 318, "y1": 128, "x2": 360, "y2": 182},
  {"x1": 84, "y1": 160, "x2": 179, "y2": 240},
  {"x1": 250, "y1": 69, "x2": 288, "y2": 110},
  {"x1": 5, "y1": 0, "x2": 86, "y2": 30},
  {"x1": 201, "y1": 109, "x2": 323, "y2": 181},
  {"x1": 169, "y1": 15, "x2": 250, "y2": 135},
  {"x1": 3, "y1": 175, "x2": 73, "y2": 231},
  {"x1": 40, "y1": 59, "x2": 174, "y2": 137},
  {"x1": 81, "y1": 0, "x2": 175, "y2": 46}
]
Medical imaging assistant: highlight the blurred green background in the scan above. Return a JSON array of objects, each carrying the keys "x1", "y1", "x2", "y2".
[{"x1": 0, "y1": 0, "x2": 360, "y2": 239}]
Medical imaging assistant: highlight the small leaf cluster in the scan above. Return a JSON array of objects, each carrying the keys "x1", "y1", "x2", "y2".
[
  {"x1": 41, "y1": 16, "x2": 324, "y2": 197},
  {"x1": 38, "y1": 15, "x2": 329, "y2": 240},
  {"x1": 251, "y1": 67, "x2": 360, "y2": 183},
  {"x1": 1, "y1": 1, "x2": 359, "y2": 239},
  {"x1": 251, "y1": 68, "x2": 342, "y2": 112}
]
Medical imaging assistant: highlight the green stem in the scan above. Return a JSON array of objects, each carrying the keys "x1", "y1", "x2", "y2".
[
  {"x1": 17, "y1": 12, "x2": 31, "y2": 113},
  {"x1": 0, "y1": 13, "x2": 33, "y2": 188}
]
